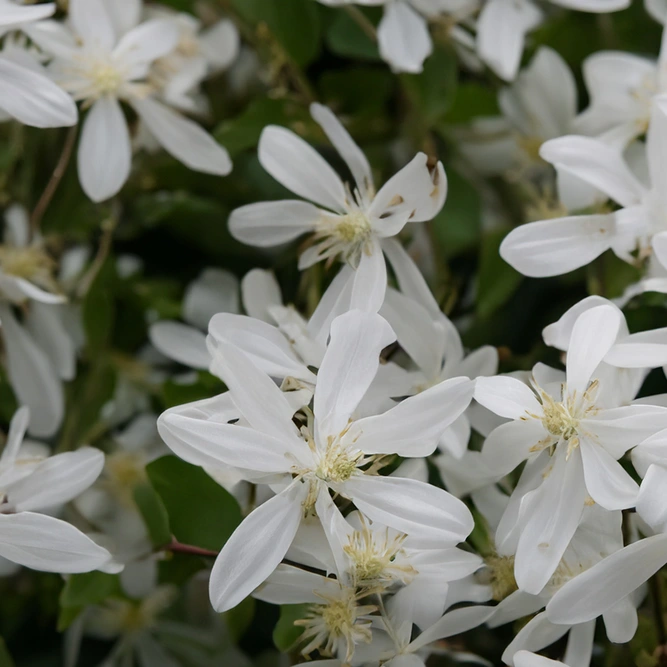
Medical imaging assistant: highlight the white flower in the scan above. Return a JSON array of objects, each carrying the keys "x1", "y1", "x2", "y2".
[
  {"x1": 0, "y1": 0, "x2": 78, "y2": 128},
  {"x1": 514, "y1": 651, "x2": 570, "y2": 666},
  {"x1": 474, "y1": 304, "x2": 667, "y2": 593},
  {"x1": 228, "y1": 103, "x2": 446, "y2": 308},
  {"x1": 28, "y1": 0, "x2": 232, "y2": 202},
  {"x1": 150, "y1": 268, "x2": 241, "y2": 370},
  {"x1": 158, "y1": 310, "x2": 475, "y2": 611},
  {"x1": 498, "y1": 98, "x2": 667, "y2": 278},
  {"x1": 476, "y1": 0, "x2": 629, "y2": 82},
  {"x1": 0, "y1": 407, "x2": 114, "y2": 573}
]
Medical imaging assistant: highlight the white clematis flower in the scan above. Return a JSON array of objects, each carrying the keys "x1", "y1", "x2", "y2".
[
  {"x1": 499, "y1": 98, "x2": 667, "y2": 278},
  {"x1": 158, "y1": 310, "x2": 475, "y2": 612},
  {"x1": 475, "y1": 304, "x2": 667, "y2": 594},
  {"x1": 0, "y1": 0, "x2": 78, "y2": 128},
  {"x1": 229, "y1": 103, "x2": 446, "y2": 309},
  {"x1": 27, "y1": 0, "x2": 232, "y2": 203},
  {"x1": 0, "y1": 407, "x2": 114, "y2": 573}
]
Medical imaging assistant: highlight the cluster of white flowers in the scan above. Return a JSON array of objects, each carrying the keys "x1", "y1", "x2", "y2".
[{"x1": 5, "y1": 0, "x2": 667, "y2": 665}]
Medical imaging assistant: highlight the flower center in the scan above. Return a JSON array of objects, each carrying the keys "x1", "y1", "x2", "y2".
[
  {"x1": 311, "y1": 211, "x2": 374, "y2": 268},
  {"x1": 540, "y1": 393, "x2": 580, "y2": 441},
  {"x1": 315, "y1": 439, "x2": 362, "y2": 484},
  {"x1": 105, "y1": 451, "x2": 147, "y2": 506},
  {"x1": 343, "y1": 523, "x2": 413, "y2": 590},
  {"x1": 485, "y1": 554, "x2": 518, "y2": 602},
  {"x1": 295, "y1": 587, "x2": 375, "y2": 662},
  {"x1": 87, "y1": 61, "x2": 125, "y2": 96},
  {"x1": 0, "y1": 245, "x2": 55, "y2": 282}
]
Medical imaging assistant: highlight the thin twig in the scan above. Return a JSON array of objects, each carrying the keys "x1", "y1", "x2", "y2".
[
  {"x1": 76, "y1": 211, "x2": 118, "y2": 298},
  {"x1": 343, "y1": 5, "x2": 377, "y2": 42},
  {"x1": 164, "y1": 539, "x2": 219, "y2": 558},
  {"x1": 30, "y1": 124, "x2": 78, "y2": 235}
]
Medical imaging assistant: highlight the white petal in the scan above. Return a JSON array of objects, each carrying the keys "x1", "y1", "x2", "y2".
[
  {"x1": 636, "y1": 464, "x2": 667, "y2": 533},
  {"x1": 349, "y1": 377, "x2": 473, "y2": 457},
  {"x1": 103, "y1": 0, "x2": 141, "y2": 35},
  {"x1": 579, "y1": 437, "x2": 638, "y2": 510},
  {"x1": 501, "y1": 613, "x2": 570, "y2": 666},
  {"x1": 228, "y1": 200, "x2": 321, "y2": 247},
  {"x1": 349, "y1": 242, "x2": 388, "y2": 312},
  {"x1": 0, "y1": 512, "x2": 111, "y2": 573},
  {"x1": 258, "y1": 125, "x2": 346, "y2": 212},
  {"x1": 183, "y1": 268, "x2": 239, "y2": 330},
  {"x1": 200, "y1": 19, "x2": 240, "y2": 70},
  {"x1": 0, "y1": 406, "x2": 29, "y2": 467},
  {"x1": 476, "y1": 0, "x2": 543, "y2": 81},
  {"x1": 1, "y1": 305, "x2": 63, "y2": 438},
  {"x1": 474, "y1": 375, "x2": 541, "y2": 419},
  {"x1": 241, "y1": 269, "x2": 282, "y2": 322},
  {"x1": 340, "y1": 475, "x2": 473, "y2": 546},
  {"x1": 113, "y1": 19, "x2": 180, "y2": 68},
  {"x1": 78, "y1": 97, "x2": 131, "y2": 202},
  {"x1": 9, "y1": 448, "x2": 103, "y2": 511},
  {"x1": 542, "y1": 295, "x2": 617, "y2": 351},
  {"x1": 207, "y1": 313, "x2": 313, "y2": 383},
  {"x1": 209, "y1": 483, "x2": 307, "y2": 611},
  {"x1": 381, "y1": 238, "x2": 441, "y2": 319},
  {"x1": 157, "y1": 405, "x2": 306, "y2": 474},
  {"x1": 515, "y1": 448, "x2": 587, "y2": 594},
  {"x1": 69, "y1": 0, "x2": 115, "y2": 50},
  {"x1": 407, "y1": 605, "x2": 494, "y2": 651},
  {"x1": 307, "y1": 266, "x2": 356, "y2": 344},
  {"x1": 565, "y1": 304, "x2": 622, "y2": 395},
  {"x1": 602, "y1": 596, "x2": 638, "y2": 643},
  {"x1": 539, "y1": 136, "x2": 645, "y2": 207},
  {"x1": 314, "y1": 310, "x2": 395, "y2": 441},
  {"x1": 0, "y1": 56, "x2": 77, "y2": 128},
  {"x1": 0, "y1": 0, "x2": 54, "y2": 27},
  {"x1": 310, "y1": 103, "x2": 372, "y2": 194},
  {"x1": 500, "y1": 214, "x2": 616, "y2": 278},
  {"x1": 377, "y1": 1, "x2": 432, "y2": 74},
  {"x1": 550, "y1": 0, "x2": 629, "y2": 10},
  {"x1": 514, "y1": 652, "x2": 566, "y2": 667},
  {"x1": 563, "y1": 620, "x2": 595, "y2": 666},
  {"x1": 24, "y1": 303, "x2": 76, "y2": 380},
  {"x1": 254, "y1": 563, "x2": 337, "y2": 605},
  {"x1": 481, "y1": 419, "x2": 548, "y2": 477},
  {"x1": 209, "y1": 340, "x2": 300, "y2": 441},
  {"x1": 149, "y1": 321, "x2": 210, "y2": 369},
  {"x1": 132, "y1": 97, "x2": 231, "y2": 175},
  {"x1": 370, "y1": 153, "x2": 446, "y2": 225},
  {"x1": 546, "y1": 533, "x2": 667, "y2": 625}
]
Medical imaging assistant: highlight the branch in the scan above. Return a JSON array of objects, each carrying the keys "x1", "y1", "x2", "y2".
[
  {"x1": 30, "y1": 124, "x2": 78, "y2": 235},
  {"x1": 164, "y1": 538, "x2": 219, "y2": 558}
]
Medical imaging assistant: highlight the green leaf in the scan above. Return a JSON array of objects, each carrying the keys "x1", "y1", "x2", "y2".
[
  {"x1": 134, "y1": 482, "x2": 171, "y2": 547},
  {"x1": 445, "y1": 83, "x2": 500, "y2": 124},
  {"x1": 215, "y1": 99, "x2": 300, "y2": 158},
  {"x1": 319, "y1": 67, "x2": 393, "y2": 116},
  {"x1": 82, "y1": 258, "x2": 116, "y2": 353},
  {"x1": 60, "y1": 571, "x2": 121, "y2": 609},
  {"x1": 432, "y1": 169, "x2": 482, "y2": 258},
  {"x1": 233, "y1": 0, "x2": 322, "y2": 66},
  {"x1": 477, "y1": 229, "x2": 523, "y2": 319},
  {"x1": 225, "y1": 596, "x2": 256, "y2": 643},
  {"x1": 0, "y1": 638, "x2": 15, "y2": 667},
  {"x1": 400, "y1": 47, "x2": 458, "y2": 125},
  {"x1": 147, "y1": 456, "x2": 242, "y2": 551},
  {"x1": 272, "y1": 603, "x2": 309, "y2": 652},
  {"x1": 326, "y1": 8, "x2": 381, "y2": 61}
]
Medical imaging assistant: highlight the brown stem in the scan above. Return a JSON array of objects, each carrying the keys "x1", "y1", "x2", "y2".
[
  {"x1": 343, "y1": 5, "x2": 377, "y2": 42},
  {"x1": 164, "y1": 539, "x2": 219, "y2": 558},
  {"x1": 30, "y1": 124, "x2": 78, "y2": 235},
  {"x1": 651, "y1": 573, "x2": 667, "y2": 648}
]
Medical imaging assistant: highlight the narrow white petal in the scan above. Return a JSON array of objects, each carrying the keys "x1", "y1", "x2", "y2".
[
  {"x1": 209, "y1": 483, "x2": 307, "y2": 611},
  {"x1": 113, "y1": 19, "x2": 179, "y2": 68},
  {"x1": 69, "y1": 0, "x2": 115, "y2": 50},
  {"x1": 149, "y1": 321, "x2": 210, "y2": 369},
  {"x1": 500, "y1": 214, "x2": 616, "y2": 278},
  {"x1": 407, "y1": 605, "x2": 494, "y2": 651},
  {"x1": 546, "y1": 533, "x2": 667, "y2": 625},
  {"x1": 315, "y1": 310, "x2": 395, "y2": 440},
  {"x1": 565, "y1": 304, "x2": 622, "y2": 395},
  {"x1": 0, "y1": 512, "x2": 111, "y2": 573},
  {"x1": 132, "y1": 97, "x2": 231, "y2": 175},
  {"x1": 602, "y1": 596, "x2": 638, "y2": 643},
  {"x1": 350, "y1": 377, "x2": 474, "y2": 457},
  {"x1": 241, "y1": 269, "x2": 282, "y2": 322},
  {"x1": 377, "y1": 1, "x2": 432, "y2": 74},
  {"x1": 474, "y1": 375, "x2": 541, "y2": 419},
  {"x1": 258, "y1": 125, "x2": 346, "y2": 212},
  {"x1": 0, "y1": 57, "x2": 77, "y2": 129},
  {"x1": 636, "y1": 464, "x2": 667, "y2": 533},
  {"x1": 183, "y1": 268, "x2": 239, "y2": 330},
  {"x1": 481, "y1": 419, "x2": 548, "y2": 477},
  {"x1": 502, "y1": 614, "x2": 570, "y2": 666},
  {"x1": 228, "y1": 200, "x2": 321, "y2": 247},
  {"x1": 78, "y1": 97, "x2": 131, "y2": 202}
]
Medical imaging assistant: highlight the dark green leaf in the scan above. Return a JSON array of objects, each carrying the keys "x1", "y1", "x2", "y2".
[
  {"x1": 477, "y1": 229, "x2": 523, "y2": 319},
  {"x1": 326, "y1": 8, "x2": 381, "y2": 61},
  {"x1": 272, "y1": 603, "x2": 309, "y2": 652},
  {"x1": 0, "y1": 638, "x2": 15, "y2": 667},
  {"x1": 60, "y1": 571, "x2": 121, "y2": 609},
  {"x1": 134, "y1": 482, "x2": 172, "y2": 547},
  {"x1": 147, "y1": 456, "x2": 242, "y2": 551},
  {"x1": 82, "y1": 259, "x2": 116, "y2": 353}
]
